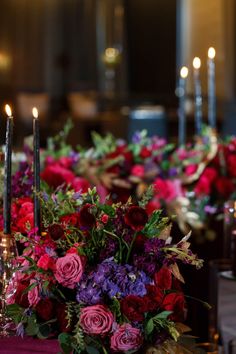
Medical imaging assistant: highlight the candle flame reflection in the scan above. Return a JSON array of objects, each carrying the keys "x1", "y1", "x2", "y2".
[
  {"x1": 32, "y1": 107, "x2": 38, "y2": 119},
  {"x1": 5, "y1": 104, "x2": 12, "y2": 117}
]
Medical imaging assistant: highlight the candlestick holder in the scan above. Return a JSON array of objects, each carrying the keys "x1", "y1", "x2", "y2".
[{"x1": 0, "y1": 232, "x2": 18, "y2": 337}]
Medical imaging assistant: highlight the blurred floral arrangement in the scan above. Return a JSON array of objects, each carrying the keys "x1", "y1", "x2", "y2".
[
  {"x1": 4, "y1": 121, "x2": 236, "y2": 242},
  {"x1": 5, "y1": 187, "x2": 204, "y2": 353}
]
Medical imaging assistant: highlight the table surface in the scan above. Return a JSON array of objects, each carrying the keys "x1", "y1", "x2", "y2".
[
  {"x1": 218, "y1": 274, "x2": 236, "y2": 353},
  {"x1": 0, "y1": 337, "x2": 60, "y2": 354}
]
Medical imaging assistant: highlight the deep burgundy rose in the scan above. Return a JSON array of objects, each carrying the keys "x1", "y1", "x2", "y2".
[
  {"x1": 134, "y1": 234, "x2": 147, "y2": 251},
  {"x1": 143, "y1": 285, "x2": 163, "y2": 312},
  {"x1": 60, "y1": 213, "x2": 79, "y2": 227},
  {"x1": 79, "y1": 204, "x2": 96, "y2": 228},
  {"x1": 162, "y1": 292, "x2": 186, "y2": 322},
  {"x1": 56, "y1": 304, "x2": 72, "y2": 333},
  {"x1": 154, "y1": 267, "x2": 172, "y2": 290},
  {"x1": 48, "y1": 223, "x2": 64, "y2": 240},
  {"x1": 124, "y1": 206, "x2": 148, "y2": 231},
  {"x1": 41, "y1": 163, "x2": 75, "y2": 189},
  {"x1": 121, "y1": 295, "x2": 146, "y2": 322},
  {"x1": 215, "y1": 177, "x2": 234, "y2": 198},
  {"x1": 36, "y1": 298, "x2": 55, "y2": 321}
]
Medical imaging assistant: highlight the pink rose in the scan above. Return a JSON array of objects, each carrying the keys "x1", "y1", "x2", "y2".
[
  {"x1": 80, "y1": 305, "x2": 114, "y2": 335},
  {"x1": 54, "y1": 253, "x2": 84, "y2": 289},
  {"x1": 37, "y1": 254, "x2": 55, "y2": 271},
  {"x1": 111, "y1": 323, "x2": 143, "y2": 352},
  {"x1": 131, "y1": 164, "x2": 145, "y2": 178},
  {"x1": 28, "y1": 281, "x2": 40, "y2": 306}
]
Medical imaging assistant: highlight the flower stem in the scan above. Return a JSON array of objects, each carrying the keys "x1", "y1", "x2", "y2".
[{"x1": 126, "y1": 232, "x2": 137, "y2": 263}]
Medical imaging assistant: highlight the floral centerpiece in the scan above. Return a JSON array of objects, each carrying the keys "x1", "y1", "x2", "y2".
[{"x1": 5, "y1": 188, "x2": 204, "y2": 353}]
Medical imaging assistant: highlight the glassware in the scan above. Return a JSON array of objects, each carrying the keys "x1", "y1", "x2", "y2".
[{"x1": 0, "y1": 232, "x2": 18, "y2": 337}]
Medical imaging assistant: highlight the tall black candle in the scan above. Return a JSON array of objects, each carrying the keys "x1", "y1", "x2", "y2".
[
  {"x1": 3, "y1": 105, "x2": 13, "y2": 235},
  {"x1": 33, "y1": 107, "x2": 41, "y2": 234},
  {"x1": 193, "y1": 57, "x2": 203, "y2": 136}
]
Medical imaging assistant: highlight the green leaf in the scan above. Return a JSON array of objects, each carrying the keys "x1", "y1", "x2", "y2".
[
  {"x1": 25, "y1": 316, "x2": 39, "y2": 336},
  {"x1": 86, "y1": 346, "x2": 100, "y2": 354},
  {"x1": 58, "y1": 333, "x2": 73, "y2": 354},
  {"x1": 145, "y1": 318, "x2": 154, "y2": 335},
  {"x1": 37, "y1": 324, "x2": 51, "y2": 339},
  {"x1": 155, "y1": 311, "x2": 172, "y2": 320},
  {"x1": 6, "y1": 304, "x2": 24, "y2": 323}
]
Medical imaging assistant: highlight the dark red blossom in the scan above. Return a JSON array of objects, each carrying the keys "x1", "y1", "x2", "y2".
[
  {"x1": 124, "y1": 206, "x2": 148, "y2": 231},
  {"x1": 36, "y1": 298, "x2": 55, "y2": 321},
  {"x1": 48, "y1": 223, "x2": 64, "y2": 240},
  {"x1": 154, "y1": 267, "x2": 172, "y2": 290},
  {"x1": 162, "y1": 292, "x2": 186, "y2": 322},
  {"x1": 79, "y1": 204, "x2": 96, "y2": 228},
  {"x1": 60, "y1": 213, "x2": 79, "y2": 227},
  {"x1": 121, "y1": 295, "x2": 147, "y2": 322}
]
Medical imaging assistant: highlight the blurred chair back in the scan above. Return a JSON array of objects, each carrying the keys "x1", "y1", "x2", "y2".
[
  {"x1": 68, "y1": 92, "x2": 98, "y2": 120},
  {"x1": 16, "y1": 93, "x2": 49, "y2": 124},
  {"x1": 128, "y1": 105, "x2": 166, "y2": 141}
]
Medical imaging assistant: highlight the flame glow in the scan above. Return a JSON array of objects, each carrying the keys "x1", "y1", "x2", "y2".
[
  {"x1": 5, "y1": 104, "x2": 12, "y2": 117},
  {"x1": 208, "y1": 47, "x2": 216, "y2": 59},
  {"x1": 180, "y1": 66, "x2": 188, "y2": 79},
  {"x1": 193, "y1": 57, "x2": 201, "y2": 69},
  {"x1": 32, "y1": 107, "x2": 38, "y2": 119}
]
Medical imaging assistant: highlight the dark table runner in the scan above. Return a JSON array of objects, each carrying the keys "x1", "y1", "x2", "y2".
[{"x1": 0, "y1": 337, "x2": 60, "y2": 354}]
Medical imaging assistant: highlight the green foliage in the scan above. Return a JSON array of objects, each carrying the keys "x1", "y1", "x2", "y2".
[
  {"x1": 91, "y1": 131, "x2": 117, "y2": 158},
  {"x1": 45, "y1": 119, "x2": 73, "y2": 160},
  {"x1": 138, "y1": 185, "x2": 154, "y2": 208},
  {"x1": 145, "y1": 311, "x2": 180, "y2": 341}
]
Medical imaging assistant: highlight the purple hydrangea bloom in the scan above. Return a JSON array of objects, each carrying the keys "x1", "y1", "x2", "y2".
[{"x1": 76, "y1": 259, "x2": 150, "y2": 305}]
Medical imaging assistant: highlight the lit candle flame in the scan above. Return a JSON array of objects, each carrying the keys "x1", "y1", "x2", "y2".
[
  {"x1": 32, "y1": 107, "x2": 38, "y2": 119},
  {"x1": 208, "y1": 47, "x2": 216, "y2": 59},
  {"x1": 180, "y1": 66, "x2": 188, "y2": 79},
  {"x1": 193, "y1": 57, "x2": 201, "y2": 69},
  {"x1": 5, "y1": 104, "x2": 12, "y2": 117}
]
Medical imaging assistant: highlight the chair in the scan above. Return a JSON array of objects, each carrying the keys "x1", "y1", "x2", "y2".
[
  {"x1": 68, "y1": 92, "x2": 98, "y2": 120},
  {"x1": 127, "y1": 105, "x2": 167, "y2": 141},
  {"x1": 16, "y1": 93, "x2": 50, "y2": 124}
]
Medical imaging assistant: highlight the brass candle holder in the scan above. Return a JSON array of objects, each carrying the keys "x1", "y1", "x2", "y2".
[{"x1": 0, "y1": 232, "x2": 18, "y2": 337}]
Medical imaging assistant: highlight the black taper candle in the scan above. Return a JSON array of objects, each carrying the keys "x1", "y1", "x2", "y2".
[
  {"x1": 3, "y1": 105, "x2": 13, "y2": 234},
  {"x1": 33, "y1": 108, "x2": 41, "y2": 234}
]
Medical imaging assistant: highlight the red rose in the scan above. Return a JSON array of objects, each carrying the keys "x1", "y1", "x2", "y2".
[
  {"x1": 48, "y1": 223, "x2": 64, "y2": 240},
  {"x1": 16, "y1": 213, "x2": 34, "y2": 233},
  {"x1": 37, "y1": 254, "x2": 55, "y2": 271},
  {"x1": 35, "y1": 298, "x2": 55, "y2": 321},
  {"x1": 121, "y1": 295, "x2": 147, "y2": 322},
  {"x1": 140, "y1": 146, "x2": 152, "y2": 158},
  {"x1": 14, "y1": 281, "x2": 30, "y2": 308},
  {"x1": 124, "y1": 206, "x2": 148, "y2": 231},
  {"x1": 227, "y1": 155, "x2": 236, "y2": 177},
  {"x1": 60, "y1": 213, "x2": 79, "y2": 227},
  {"x1": 194, "y1": 176, "x2": 211, "y2": 196},
  {"x1": 143, "y1": 285, "x2": 163, "y2": 312},
  {"x1": 57, "y1": 156, "x2": 74, "y2": 169},
  {"x1": 41, "y1": 163, "x2": 75, "y2": 189},
  {"x1": 79, "y1": 204, "x2": 96, "y2": 228},
  {"x1": 56, "y1": 304, "x2": 72, "y2": 332},
  {"x1": 162, "y1": 292, "x2": 186, "y2": 322},
  {"x1": 145, "y1": 199, "x2": 161, "y2": 216},
  {"x1": 215, "y1": 177, "x2": 234, "y2": 198},
  {"x1": 154, "y1": 267, "x2": 172, "y2": 290},
  {"x1": 131, "y1": 165, "x2": 145, "y2": 178},
  {"x1": 72, "y1": 177, "x2": 90, "y2": 193},
  {"x1": 101, "y1": 214, "x2": 109, "y2": 224}
]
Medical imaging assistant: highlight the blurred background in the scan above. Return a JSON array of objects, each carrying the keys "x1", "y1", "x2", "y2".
[{"x1": 0, "y1": 0, "x2": 235, "y2": 147}]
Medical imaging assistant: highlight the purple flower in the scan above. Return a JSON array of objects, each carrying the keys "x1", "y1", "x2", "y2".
[
  {"x1": 76, "y1": 259, "x2": 150, "y2": 305},
  {"x1": 132, "y1": 132, "x2": 142, "y2": 144}
]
